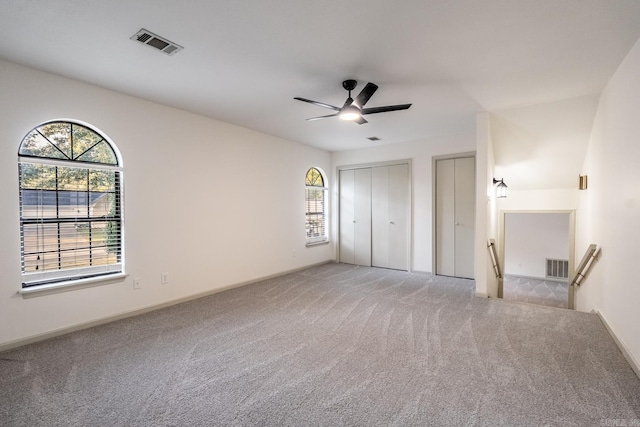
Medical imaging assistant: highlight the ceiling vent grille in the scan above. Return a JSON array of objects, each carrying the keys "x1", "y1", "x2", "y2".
[{"x1": 131, "y1": 28, "x2": 183, "y2": 56}]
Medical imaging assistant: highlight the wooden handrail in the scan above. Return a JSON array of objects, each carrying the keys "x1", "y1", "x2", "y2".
[
  {"x1": 487, "y1": 239, "x2": 502, "y2": 279},
  {"x1": 571, "y1": 244, "x2": 600, "y2": 288}
]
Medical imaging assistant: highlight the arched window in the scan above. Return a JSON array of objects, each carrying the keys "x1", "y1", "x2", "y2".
[
  {"x1": 305, "y1": 167, "x2": 328, "y2": 244},
  {"x1": 18, "y1": 120, "x2": 123, "y2": 288}
]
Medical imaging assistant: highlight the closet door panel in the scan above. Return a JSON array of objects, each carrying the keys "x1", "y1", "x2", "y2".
[
  {"x1": 339, "y1": 169, "x2": 355, "y2": 264},
  {"x1": 453, "y1": 157, "x2": 475, "y2": 278},
  {"x1": 436, "y1": 159, "x2": 455, "y2": 276},
  {"x1": 388, "y1": 164, "x2": 409, "y2": 270},
  {"x1": 371, "y1": 166, "x2": 389, "y2": 268},
  {"x1": 353, "y1": 168, "x2": 372, "y2": 266}
]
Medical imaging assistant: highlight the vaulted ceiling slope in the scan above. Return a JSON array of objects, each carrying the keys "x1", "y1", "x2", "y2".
[{"x1": 1, "y1": 0, "x2": 640, "y2": 156}]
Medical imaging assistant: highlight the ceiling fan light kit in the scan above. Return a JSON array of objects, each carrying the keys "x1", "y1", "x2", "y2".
[
  {"x1": 339, "y1": 105, "x2": 361, "y2": 121},
  {"x1": 294, "y1": 80, "x2": 411, "y2": 125}
]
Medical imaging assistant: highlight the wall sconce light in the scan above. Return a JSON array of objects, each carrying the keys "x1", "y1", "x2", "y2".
[
  {"x1": 493, "y1": 178, "x2": 508, "y2": 198},
  {"x1": 578, "y1": 175, "x2": 588, "y2": 190}
]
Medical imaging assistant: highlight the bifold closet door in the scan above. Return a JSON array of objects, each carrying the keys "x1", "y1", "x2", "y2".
[
  {"x1": 339, "y1": 168, "x2": 372, "y2": 266},
  {"x1": 372, "y1": 164, "x2": 409, "y2": 270},
  {"x1": 435, "y1": 157, "x2": 475, "y2": 279}
]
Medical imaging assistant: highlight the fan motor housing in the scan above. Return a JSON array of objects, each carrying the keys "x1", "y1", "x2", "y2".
[{"x1": 342, "y1": 79, "x2": 357, "y2": 91}]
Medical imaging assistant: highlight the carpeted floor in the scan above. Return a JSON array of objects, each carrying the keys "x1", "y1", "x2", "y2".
[
  {"x1": 503, "y1": 275, "x2": 569, "y2": 309},
  {"x1": 1, "y1": 263, "x2": 639, "y2": 426}
]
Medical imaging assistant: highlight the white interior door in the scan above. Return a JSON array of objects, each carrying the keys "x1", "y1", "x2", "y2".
[
  {"x1": 354, "y1": 168, "x2": 372, "y2": 266},
  {"x1": 435, "y1": 157, "x2": 475, "y2": 278},
  {"x1": 371, "y1": 166, "x2": 389, "y2": 268},
  {"x1": 372, "y1": 164, "x2": 409, "y2": 270},
  {"x1": 339, "y1": 169, "x2": 355, "y2": 264},
  {"x1": 453, "y1": 157, "x2": 475, "y2": 278},
  {"x1": 339, "y1": 168, "x2": 371, "y2": 266},
  {"x1": 436, "y1": 159, "x2": 455, "y2": 276}
]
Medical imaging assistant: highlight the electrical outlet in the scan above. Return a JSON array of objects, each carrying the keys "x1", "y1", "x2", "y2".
[
  {"x1": 161, "y1": 272, "x2": 169, "y2": 284},
  {"x1": 133, "y1": 278, "x2": 141, "y2": 290}
]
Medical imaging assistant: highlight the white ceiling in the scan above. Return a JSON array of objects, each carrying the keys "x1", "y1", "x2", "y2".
[{"x1": 2, "y1": 0, "x2": 640, "y2": 185}]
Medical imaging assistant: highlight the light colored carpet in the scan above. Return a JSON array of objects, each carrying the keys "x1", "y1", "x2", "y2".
[
  {"x1": 503, "y1": 275, "x2": 569, "y2": 309},
  {"x1": 1, "y1": 263, "x2": 639, "y2": 426}
]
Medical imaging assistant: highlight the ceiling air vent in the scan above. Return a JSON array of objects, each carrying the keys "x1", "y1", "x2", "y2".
[{"x1": 131, "y1": 28, "x2": 183, "y2": 56}]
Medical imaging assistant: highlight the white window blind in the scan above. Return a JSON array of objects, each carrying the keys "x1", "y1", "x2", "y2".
[
  {"x1": 18, "y1": 121, "x2": 123, "y2": 287},
  {"x1": 305, "y1": 167, "x2": 328, "y2": 243}
]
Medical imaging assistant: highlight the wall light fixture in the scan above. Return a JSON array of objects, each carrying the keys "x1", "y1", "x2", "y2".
[{"x1": 493, "y1": 178, "x2": 508, "y2": 198}]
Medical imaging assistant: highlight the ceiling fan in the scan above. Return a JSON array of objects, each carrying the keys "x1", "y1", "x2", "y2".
[{"x1": 294, "y1": 79, "x2": 411, "y2": 125}]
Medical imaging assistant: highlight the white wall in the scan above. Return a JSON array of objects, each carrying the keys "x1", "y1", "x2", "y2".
[
  {"x1": 475, "y1": 112, "x2": 499, "y2": 297},
  {"x1": 0, "y1": 60, "x2": 332, "y2": 348},
  {"x1": 504, "y1": 213, "x2": 569, "y2": 279},
  {"x1": 496, "y1": 188, "x2": 578, "y2": 212},
  {"x1": 330, "y1": 132, "x2": 476, "y2": 273},
  {"x1": 576, "y1": 36, "x2": 640, "y2": 369}
]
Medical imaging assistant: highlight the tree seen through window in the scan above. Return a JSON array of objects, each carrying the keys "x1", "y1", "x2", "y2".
[
  {"x1": 305, "y1": 167, "x2": 327, "y2": 243},
  {"x1": 18, "y1": 121, "x2": 123, "y2": 287}
]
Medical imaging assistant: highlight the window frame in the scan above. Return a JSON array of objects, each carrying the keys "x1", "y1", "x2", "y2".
[
  {"x1": 17, "y1": 120, "x2": 124, "y2": 290},
  {"x1": 305, "y1": 167, "x2": 328, "y2": 245}
]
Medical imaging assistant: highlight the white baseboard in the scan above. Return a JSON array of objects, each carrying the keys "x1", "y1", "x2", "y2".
[
  {"x1": 597, "y1": 310, "x2": 640, "y2": 379},
  {"x1": 503, "y1": 274, "x2": 568, "y2": 284},
  {"x1": 0, "y1": 260, "x2": 332, "y2": 353}
]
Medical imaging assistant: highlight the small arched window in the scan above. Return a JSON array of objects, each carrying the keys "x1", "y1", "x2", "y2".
[
  {"x1": 18, "y1": 120, "x2": 123, "y2": 288},
  {"x1": 305, "y1": 167, "x2": 328, "y2": 244}
]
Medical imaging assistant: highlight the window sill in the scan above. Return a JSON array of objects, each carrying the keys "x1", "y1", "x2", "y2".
[
  {"x1": 306, "y1": 240, "x2": 330, "y2": 248},
  {"x1": 19, "y1": 273, "x2": 128, "y2": 298}
]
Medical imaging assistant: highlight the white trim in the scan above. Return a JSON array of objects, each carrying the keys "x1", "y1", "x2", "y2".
[
  {"x1": 497, "y1": 210, "x2": 575, "y2": 306},
  {"x1": 17, "y1": 120, "x2": 125, "y2": 290},
  {"x1": 25, "y1": 118, "x2": 124, "y2": 166},
  {"x1": 597, "y1": 310, "x2": 640, "y2": 379},
  {"x1": 306, "y1": 240, "x2": 329, "y2": 247},
  {"x1": 2, "y1": 261, "x2": 331, "y2": 352},
  {"x1": 503, "y1": 273, "x2": 568, "y2": 284},
  {"x1": 22, "y1": 263, "x2": 123, "y2": 284},
  {"x1": 305, "y1": 166, "x2": 329, "y2": 244},
  {"x1": 18, "y1": 155, "x2": 122, "y2": 171},
  {"x1": 19, "y1": 272, "x2": 128, "y2": 298}
]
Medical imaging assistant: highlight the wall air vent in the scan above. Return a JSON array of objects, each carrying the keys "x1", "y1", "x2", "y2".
[
  {"x1": 131, "y1": 28, "x2": 183, "y2": 56},
  {"x1": 546, "y1": 258, "x2": 569, "y2": 280}
]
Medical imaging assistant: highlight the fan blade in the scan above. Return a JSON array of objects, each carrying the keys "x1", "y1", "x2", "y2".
[
  {"x1": 353, "y1": 83, "x2": 378, "y2": 108},
  {"x1": 361, "y1": 104, "x2": 412, "y2": 115},
  {"x1": 294, "y1": 97, "x2": 340, "y2": 111},
  {"x1": 306, "y1": 113, "x2": 339, "y2": 121},
  {"x1": 353, "y1": 115, "x2": 368, "y2": 125}
]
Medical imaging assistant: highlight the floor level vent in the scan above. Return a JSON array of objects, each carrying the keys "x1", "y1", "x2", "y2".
[
  {"x1": 546, "y1": 258, "x2": 569, "y2": 280},
  {"x1": 131, "y1": 28, "x2": 183, "y2": 56}
]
